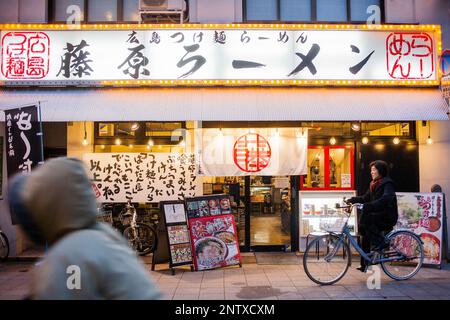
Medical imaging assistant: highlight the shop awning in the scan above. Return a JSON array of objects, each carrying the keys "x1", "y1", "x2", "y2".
[{"x1": 0, "y1": 87, "x2": 448, "y2": 122}]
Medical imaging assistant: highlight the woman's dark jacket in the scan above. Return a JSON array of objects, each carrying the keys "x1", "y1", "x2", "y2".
[{"x1": 348, "y1": 177, "x2": 399, "y2": 228}]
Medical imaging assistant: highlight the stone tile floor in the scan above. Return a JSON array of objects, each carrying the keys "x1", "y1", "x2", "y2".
[{"x1": 1, "y1": 257, "x2": 450, "y2": 300}]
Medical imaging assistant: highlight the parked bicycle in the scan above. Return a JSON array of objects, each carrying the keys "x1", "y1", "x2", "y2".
[
  {"x1": 303, "y1": 200, "x2": 424, "y2": 285},
  {"x1": 0, "y1": 227, "x2": 9, "y2": 261},
  {"x1": 119, "y1": 201, "x2": 157, "y2": 256}
]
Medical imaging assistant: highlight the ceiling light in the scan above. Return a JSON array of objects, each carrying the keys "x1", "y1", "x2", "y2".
[
  {"x1": 393, "y1": 137, "x2": 400, "y2": 145},
  {"x1": 351, "y1": 122, "x2": 361, "y2": 131},
  {"x1": 329, "y1": 137, "x2": 337, "y2": 145}
]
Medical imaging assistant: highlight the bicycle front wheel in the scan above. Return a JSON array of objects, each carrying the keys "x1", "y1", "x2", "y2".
[
  {"x1": 381, "y1": 230, "x2": 424, "y2": 281},
  {"x1": 303, "y1": 234, "x2": 351, "y2": 285},
  {"x1": 0, "y1": 232, "x2": 9, "y2": 261},
  {"x1": 123, "y1": 224, "x2": 157, "y2": 256}
]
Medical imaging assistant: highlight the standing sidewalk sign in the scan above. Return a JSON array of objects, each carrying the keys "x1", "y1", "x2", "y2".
[
  {"x1": 396, "y1": 192, "x2": 445, "y2": 266},
  {"x1": 186, "y1": 195, "x2": 242, "y2": 271},
  {"x1": 154, "y1": 195, "x2": 242, "y2": 274},
  {"x1": 152, "y1": 200, "x2": 194, "y2": 274}
]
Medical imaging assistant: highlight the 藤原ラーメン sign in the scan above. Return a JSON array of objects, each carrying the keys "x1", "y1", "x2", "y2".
[
  {"x1": 83, "y1": 153, "x2": 202, "y2": 203},
  {"x1": 0, "y1": 24, "x2": 442, "y2": 86}
]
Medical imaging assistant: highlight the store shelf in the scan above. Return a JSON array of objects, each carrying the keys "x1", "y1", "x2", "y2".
[{"x1": 299, "y1": 190, "x2": 357, "y2": 238}]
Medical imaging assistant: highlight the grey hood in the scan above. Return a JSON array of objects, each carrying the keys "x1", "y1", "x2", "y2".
[{"x1": 8, "y1": 157, "x2": 99, "y2": 245}]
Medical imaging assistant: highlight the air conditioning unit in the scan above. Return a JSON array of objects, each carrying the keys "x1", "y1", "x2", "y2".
[{"x1": 139, "y1": 0, "x2": 185, "y2": 11}]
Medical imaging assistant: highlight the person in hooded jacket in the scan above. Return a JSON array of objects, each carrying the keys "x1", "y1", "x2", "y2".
[
  {"x1": 7, "y1": 157, "x2": 161, "y2": 300},
  {"x1": 346, "y1": 160, "x2": 398, "y2": 272}
]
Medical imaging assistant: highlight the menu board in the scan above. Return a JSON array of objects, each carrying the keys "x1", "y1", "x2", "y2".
[
  {"x1": 155, "y1": 201, "x2": 193, "y2": 269},
  {"x1": 164, "y1": 203, "x2": 188, "y2": 224},
  {"x1": 168, "y1": 225, "x2": 191, "y2": 244},
  {"x1": 186, "y1": 195, "x2": 232, "y2": 219},
  {"x1": 189, "y1": 214, "x2": 241, "y2": 271},
  {"x1": 396, "y1": 193, "x2": 444, "y2": 265}
]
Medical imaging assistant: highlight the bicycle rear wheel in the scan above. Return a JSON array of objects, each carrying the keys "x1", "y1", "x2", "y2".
[
  {"x1": 123, "y1": 224, "x2": 157, "y2": 256},
  {"x1": 0, "y1": 232, "x2": 9, "y2": 261},
  {"x1": 381, "y1": 230, "x2": 424, "y2": 281},
  {"x1": 303, "y1": 234, "x2": 351, "y2": 285}
]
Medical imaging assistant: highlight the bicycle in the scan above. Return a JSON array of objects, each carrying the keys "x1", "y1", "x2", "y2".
[
  {"x1": 0, "y1": 228, "x2": 9, "y2": 261},
  {"x1": 303, "y1": 200, "x2": 425, "y2": 285},
  {"x1": 119, "y1": 201, "x2": 158, "y2": 256}
]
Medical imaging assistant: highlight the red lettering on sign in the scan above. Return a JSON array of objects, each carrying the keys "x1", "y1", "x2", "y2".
[
  {"x1": 1, "y1": 32, "x2": 50, "y2": 79},
  {"x1": 386, "y1": 32, "x2": 434, "y2": 79}
]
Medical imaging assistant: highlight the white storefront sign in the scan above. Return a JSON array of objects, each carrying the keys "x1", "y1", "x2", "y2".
[
  {"x1": 196, "y1": 128, "x2": 308, "y2": 176},
  {"x1": 0, "y1": 26, "x2": 439, "y2": 84},
  {"x1": 83, "y1": 153, "x2": 202, "y2": 203}
]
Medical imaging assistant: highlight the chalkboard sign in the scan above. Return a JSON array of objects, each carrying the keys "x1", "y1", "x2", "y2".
[{"x1": 152, "y1": 200, "x2": 194, "y2": 274}]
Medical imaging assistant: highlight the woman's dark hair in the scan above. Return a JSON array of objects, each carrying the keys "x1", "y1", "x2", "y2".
[{"x1": 369, "y1": 160, "x2": 389, "y2": 178}]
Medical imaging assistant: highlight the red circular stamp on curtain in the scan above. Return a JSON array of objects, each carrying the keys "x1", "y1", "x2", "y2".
[{"x1": 233, "y1": 133, "x2": 271, "y2": 173}]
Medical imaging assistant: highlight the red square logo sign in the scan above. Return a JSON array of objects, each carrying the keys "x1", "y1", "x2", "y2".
[
  {"x1": 1, "y1": 32, "x2": 50, "y2": 79},
  {"x1": 386, "y1": 32, "x2": 434, "y2": 80}
]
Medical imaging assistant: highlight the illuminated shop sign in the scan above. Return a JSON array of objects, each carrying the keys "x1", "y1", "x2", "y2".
[{"x1": 0, "y1": 24, "x2": 442, "y2": 87}]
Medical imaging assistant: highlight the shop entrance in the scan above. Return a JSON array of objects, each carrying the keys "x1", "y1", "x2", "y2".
[
  {"x1": 202, "y1": 175, "x2": 299, "y2": 252},
  {"x1": 249, "y1": 176, "x2": 292, "y2": 251}
]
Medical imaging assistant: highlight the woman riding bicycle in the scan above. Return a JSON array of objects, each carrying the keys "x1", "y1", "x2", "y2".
[{"x1": 346, "y1": 160, "x2": 398, "y2": 272}]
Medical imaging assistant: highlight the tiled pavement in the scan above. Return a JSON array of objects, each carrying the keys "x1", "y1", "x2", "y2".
[{"x1": 1, "y1": 257, "x2": 450, "y2": 300}]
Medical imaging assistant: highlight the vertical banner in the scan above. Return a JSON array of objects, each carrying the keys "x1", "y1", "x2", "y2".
[
  {"x1": 4, "y1": 105, "x2": 43, "y2": 177},
  {"x1": 196, "y1": 128, "x2": 308, "y2": 176},
  {"x1": 396, "y1": 193, "x2": 444, "y2": 265}
]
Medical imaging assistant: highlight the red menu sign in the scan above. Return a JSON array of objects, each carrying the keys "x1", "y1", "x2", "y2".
[
  {"x1": 189, "y1": 214, "x2": 241, "y2": 271},
  {"x1": 396, "y1": 193, "x2": 444, "y2": 265}
]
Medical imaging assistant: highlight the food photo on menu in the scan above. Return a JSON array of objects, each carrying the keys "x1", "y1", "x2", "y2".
[
  {"x1": 170, "y1": 243, "x2": 193, "y2": 264},
  {"x1": 189, "y1": 215, "x2": 241, "y2": 271},
  {"x1": 167, "y1": 225, "x2": 190, "y2": 244},
  {"x1": 396, "y1": 193, "x2": 443, "y2": 265}
]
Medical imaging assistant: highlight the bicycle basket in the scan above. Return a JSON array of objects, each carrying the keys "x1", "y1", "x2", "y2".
[{"x1": 319, "y1": 217, "x2": 346, "y2": 233}]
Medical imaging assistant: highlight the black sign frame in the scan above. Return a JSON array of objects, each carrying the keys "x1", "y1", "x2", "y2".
[{"x1": 152, "y1": 200, "x2": 194, "y2": 275}]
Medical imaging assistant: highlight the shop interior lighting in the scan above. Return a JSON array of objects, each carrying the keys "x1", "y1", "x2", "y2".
[
  {"x1": 362, "y1": 136, "x2": 369, "y2": 145},
  {"x1": 393, "y1": 137, "x2": 400, "y2": 145},
  {"x1": 130, "y1": 123, "x2": 140, "y2": 131},
  {"x1": 329, "y1": 137, "x2": 337, "y2": 145},
  {"x1": 0, "y1": 23, "x2": 440, "y2": 88},
  {"x1": 115, "y1": 138, "x2": 121, "y2": 145},
  {"x1": 148, "y1": 139, "x2": 154, "y2": 146},
  {"x1": 82, "y1": 121, "x2": 88, "y2": 146},
  {"x1": 351, "y1": 122, "x2": 361, "y2": 132}
]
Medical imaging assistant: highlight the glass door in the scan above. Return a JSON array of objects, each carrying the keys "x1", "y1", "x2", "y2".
[{"x1": 249, "y1": 176, "x2": 292, "y2": 250}]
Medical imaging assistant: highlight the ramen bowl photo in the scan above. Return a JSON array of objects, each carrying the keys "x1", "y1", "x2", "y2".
[{"x1": 195, "y1": 237, "x2": 228, "y2": 268}]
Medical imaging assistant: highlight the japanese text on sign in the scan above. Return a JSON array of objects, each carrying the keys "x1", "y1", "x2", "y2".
[
  {"x1": 0, "y1": 28, "x2": 439, "y2": 83},
  {"x1": 83, "y1": 153, "x2": 202, "y2": 203}
]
